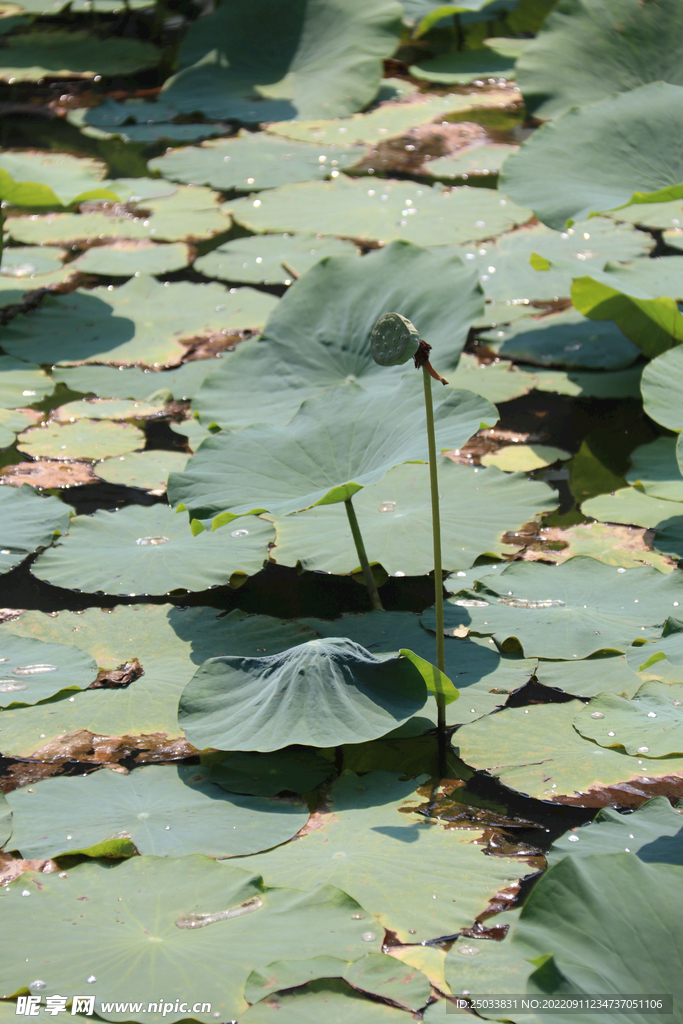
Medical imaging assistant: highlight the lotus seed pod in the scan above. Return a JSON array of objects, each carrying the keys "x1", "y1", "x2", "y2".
[{"x1": 370, "y1": 312, "x2": 420, "y2": 367}]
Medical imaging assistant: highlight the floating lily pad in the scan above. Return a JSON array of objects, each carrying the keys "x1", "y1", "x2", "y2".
[
  {"x1": 0, "y1": 633, "x2": 97, "y2": 707},
  {"x1": 629, "y1": 617, "x2": 683, "y2": 681},
  {"x1": 0, "y1": 484, "x2": 70, "y2": 574},
  {"x1": 195, "y1": 234, "x2": 358, "y2": 286},
  {"x1": 446, "y1": 352, "x2": 537, "y2": 404},
  {"x1": 534, "y1": 653, "x2": 644, "y2": 700},
  {"x1": 0, "y1": 408, "x2": 33, "y2": 449},
  {"x1": 268, "y1": 462, "x2": 554, "y2": 576},
  {"x1": 247, "y1": 771, "x2": 530, "y2": 944},
  {"x1": 0, "y1": 856, "x2": 381, "y2": 1023},
  {"x1": 0, "y1": 150, "x2": 111, "y2": 206},
  {"x1": 641, "y1": 344, "x2": 683, "y2": 431},
  {"x1": 422, "y1": 144, "x2": 518, "y2": 183},
  {"x1": 72, "y1": 241, "x2": 192, "y2": 277},
  {"x1": 6, "y1": 764, "x2": 308, "y2": 860},
  {"x1": 52, "y1": 361, "x2": 219, "y2": 402},
  {"x1": 0, "y1": 30, "x2": 160, "y2": 81},
  {"x1": 548, "y1": 796, "x2": 683, "y2": 867},
  {"x1": 179, "y1": 638, "x2": 428, "y2": 751},
  {"x1": 532, "y1": 364, "x2": 644, "y2": 399},
  {"x1": 150, "y1": 132, "x2": 366, "y2": 192},
  {"x1": 54, "y1": 398, "x2": 166, "y2": 422},
  {"x1": 626, "y1": 438, "x2": 683, "y2": 502},
  {"x1": 582, "y1": 486, "x2": 682, "y2": 531},
  {"x1": 0, "y1": 356, "x2": 53, "y2": 409},
  {"x1": 17, "y1": 419, "x2": 144, "y2": 460},
  {"x1": 210, "y1": 750, "x2": 334, "y2": 797},
  {"x1": 547, "y1": 522, "x2": 674, "y2": 575},
  {"x1": 1, "y1": 245, "x2": 65, "y2": 277},
  {"x1": 480, "y1": 444, "x2": 571, "y2": 472},
  {"x1": 192, "y1": 242, "x2": 483, "y2": 430},
  {"x1": 32, "y1": 504, "x2": 273, "y2": 595},
  {"x1": 501, "y1": 83, "x2": 683, "y2": 229},
  {"x1": 240, "y1": 979, "x2": 415, "y2": 1024},
  {"x1": 455, "y1": 701, "x2": 683, "y2": 804},
  {"x1": 424, "y1": 557, "x2": 683, "y2": 659},
  {"x1": 171, "y1": 417, "x2": 213, "y2": 451},
  {"x1": 1, "y1": 276, "x2": 275, "y2": 367},
  {"x1": 411, "y1": 45, "x2": 517, "y2": 85},
  {"x1": 94, "y1": 450, "x2": 189, "y2": 492},
  {"x1": 226, "y1": 177, "x2": 532, "y2": 247},
  {"x1": 575, "y1": 681, "x2": 683, "y2": 758},
  {"x1": 170, "y1": 379, "x2": 496, "y2": 531}
]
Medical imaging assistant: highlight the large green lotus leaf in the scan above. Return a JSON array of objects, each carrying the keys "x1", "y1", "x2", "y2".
[
  {"x1": 641, "y1": 345, "x2": 683, "y2": 431},
  {"x1": 532, "y1": 364, "x2": 643, "y2": 399},
  {"x1": 211, "y1": 750, "x2": 334, "y2": 797},
  {"x1": 192, "y1": 242, "x2": 484, "y2": 430},
  {"x1": 17, "y1": 419, "x2": 144, "y2": 460},
  {"x1": 0, "y1": 634, "x2": 97, "y2": 707},
  {"x1": 1, "y1": 276, "x2": 275, "y2": 367},
  {"x1": 1, "y1": 244, "x2": 64, "y2": 276},
  {"x1": 69, "y1": 110, "x2": 232, "y2": 145},
  {"x1": 480, "y1": 444, "x2": 570, "y2": 472},
  {"x1": 72, "y1": 241, "x2": 191, "y2": 277},
  {"x1": 149, "y1": 133, "x2": 366, "y2": 192},
  {"x1": 422, "y1": 144, "x2": 518, "y2": 183},
  {"x1": 240, "y1": 978, "x2": 415, "y2": 1024},
  {"x1": 32, "y1": 505, "x2": 273, "y2": 596},
  {"x1": 178, "y1": 638, "x2": 429, "y2": 751},
  {"x1": 246, "y1": 771, "x2": 530, "y2": 943},
  {"x1": 628, "y1": 617, "x2": 683, "y2": 681},
  {"x1": 425, "y1": 557, "x2": 683, "y2": 659},
  {"x1": 6, "y1": 764, "x2": 308, "y2": 860},
  {"x1": 0, "y1": 355, "x2": 53, "y2": 409},
  {"x1": 170, "y1": 417, "x2": 213, "y2": 451},
  {"x1": 581, "y1": 486, "x2": 683, "y2": 531},
  {"x1": 574, "y1": 681, "x2": 683, "y2": 758},
  {"x1": 513, "y1": 854, "x2": 683, "y2": 1007},
  {"x1": 0, "y1": 151, "x2": 112, "y2": 207},
  {"x1": 195, "y1": 233, "x2": 358, "y2": 286},
  {"x1": 170, "y1": 379, "x2": 496, "y2": 531},
  {"x1": 94, "y1": 451, "x2": 189, "y2": 492},
  {"x1": 411, "y1": 45, "x2": 517, "y2": 85},
  {"x1": 534, "y1": 654, "x2": 646, "y2": 700},
  {"x1": 455, "y1": 701, "x2": 683, "y2": 804},
  {"x1": 446, "y1": 352, "x2": 537, "y2": 404},
  {"x1": 548, "y1": 796, "x2": 683, "y2": 867},
  {"x1": 517, "y1": 0, "x2": 683, "y2": 120},
  {"x1": 226, "y1": 178, "x2": 532, "y2": 246},
  {"x1": 501, "y1": 83, "x2": 683, "y2": 230},
  {"x1": 6, "y1": 186, "x2": 231, "y2": 245},
  {"x1": 0, "y1": 856, "x2": 381, "y2": 1023},
  {"x1": 0, "y1": 484, "x2": 70, "y2": 574},
  {"x1": 268, "y1": 462, "x2": 555, "y2": 576},
  {"x1": 0, "y1": 606, "x2": 317, "y2": 758},
  {"x1": 52, "y1": 361, "x2": 219, "y2": 402},
  {"x1": 626, "y1": 438, "x2": 683, "y2": 502},
  {"x1": 0, "y1": 30, "x2": 160, "y2": 81},
  {"x1": 611, "y1": 197, "x2": 683, "y2": 231}
]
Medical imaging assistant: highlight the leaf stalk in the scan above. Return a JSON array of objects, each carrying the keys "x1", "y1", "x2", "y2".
[{"x1": 344, "y1": 497, "x2": 384, "y2": 611}]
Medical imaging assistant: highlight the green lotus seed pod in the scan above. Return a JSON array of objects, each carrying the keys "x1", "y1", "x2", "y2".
[{"x1": 370, "y1": 312, "x2": 420, "y2": 367}]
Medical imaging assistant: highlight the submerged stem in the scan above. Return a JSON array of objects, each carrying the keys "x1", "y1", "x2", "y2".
[{"x1": 344, "y1": 497, "x2": 384, "y2": 611}]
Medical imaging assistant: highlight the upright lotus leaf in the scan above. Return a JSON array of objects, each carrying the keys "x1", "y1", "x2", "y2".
[
  {"x1": 534, "y1": 653, "x2": 646, "y2": 699},
  {"x1": 575, "y1": 681, "x2": 683, "y2": 757},
  {"x1": 226, "y1": 178, "x2": 532, "y2": 247},
  {"x1": 517, "y1": 0, "x2": 683, "y2": 120},
  {"x1": 641, "y1": 345, "x2": 683, "y2": 431},
  {"x1": 178, "y1": 638, "x2": 429, "y2": 751},
  {"x1": 72, "y1": 241, "x2": 192, "y2": 277},
  {"x1": 626, "y1": 438, "x2": 683, "y2": 502},
  {"x1": 191, "y1": 242, "x2": 484, "y2": 430},
  {"x1": 17, "y1": 420, "x2": 145, "y2": 460},
  {"x1": 455, "y1": 701, "x2": 683, "y2": 805},
  {"x1": 548, "y1": 796, "x2": 683, "y2": 867},
  {"x1": 488, "y1": 308, "x2": 640, "y2": 371},
  {"x1": 32, "y1": 505, "x2": 273, "y2": 596},
  {"x1": 268, "y1": 462, "x2": 555, "y2": 576},
  {"x1": 150, "y1": 0, "x2": 402, "y2": 123},
  {"x1": 5, "y1": 764, "x2": 309, "y2": 860},
  {"x1": 501, "y1": 83, "x2": 683, "y2": 229},
  {"x1": 0, "y1": 355, "x2": 53, "y2": 409},
  {"x1": 149, "y1": 133, "x2": 366, "y2": 191},
  {"x1": 196, "y1": 234, "x2": 358, "y2": 286},
  {"x1": 0, "y1": 484, "x2": 70, "y2": 574},
  {"x1": 0, "y1": 276, "x2": 276, "y2": 366},
  {"x1": 423, "y1": 557, "x2": 683, "y2": 659},
  {"x1": 239, "y1": 979, "x2": 415, "y2": 1023},
  {"x1": 170, "y1": 378, "x2": 496, "y2": 531},
  {"x1": 246, "y1": 771, "x2": 531, "y2": 943},
  {"x1": 210, "y1": 750, "x2": 334, "y2": 797},
  {"x1": 0, "y1": 856, "x2": 381, "y2": 1023},
  {"x1": 0, "y1": 634, "x2": 97, "y2": 707},
  {"x1": 0, "y1": 30, "x2": 160, "y2": 81},
  {"x1": 94, "y1": 451, "x2": 189, "y2": 493},
  {"x1": 53, "y1": 361, "x2": 219, "y2": 403}
]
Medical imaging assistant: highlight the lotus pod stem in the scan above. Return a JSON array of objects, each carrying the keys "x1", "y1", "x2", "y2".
[{"x1": 344, "y1": 497, "x2": 383, "y2": 611}]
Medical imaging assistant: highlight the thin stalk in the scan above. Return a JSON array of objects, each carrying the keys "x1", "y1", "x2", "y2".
[
  {"x1": 344, "y1": 497, "x2": 383, "y2": 611},
  {"x1": 422, "y1": 365, "x2": 447, "y2": 776}
]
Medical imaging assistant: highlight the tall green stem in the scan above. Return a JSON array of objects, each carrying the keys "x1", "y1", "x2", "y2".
[
  {"x1": 344, "y1": 497, "x2": 383, "y2": 611},
  {"x1": 422, "y1": 366, "x2": 447, "y2": 775}
]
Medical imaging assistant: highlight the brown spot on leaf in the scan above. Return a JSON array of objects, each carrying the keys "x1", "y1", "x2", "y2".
[
  {"x1": 88, "y1": 658, "x2": 144, "y2": 689},
  {"x1": 0, "y1": 460, "x2": 97, "y2": 489}
]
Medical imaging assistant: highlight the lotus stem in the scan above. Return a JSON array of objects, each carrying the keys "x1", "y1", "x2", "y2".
[{"x1": 344, "y1": 497, "x2": 384, "y2": 611}]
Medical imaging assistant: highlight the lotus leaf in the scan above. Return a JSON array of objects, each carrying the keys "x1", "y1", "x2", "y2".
[
  {"x1": 0, "y1": 484, "x2": 70, "y2": 574},
  {"x1": 195, "y1": 233, "x2": 358, "y2": 286},
  {"x1": 226, "y1": 177, "x2": 532, "y2": 247},
  {"x1": 501, "y1": 83, "x2": 683, "y2": 229},
  {"x1": 0, "y1": 408, "x2": 34, "y2": 449},
  {"x1": 455, "y1": 701, "x2": 683, "y2": 804},
  {"x1": 581, "y1": 487, "x2": 682, "y2": 531},
  {"x1": 149, "y1": 132, "x2": 366, "y2": 192},
  {"x1": 517, "y1": 0, "x2": 683, "y2": 120},
  {"x1": 246, "y1": 771, "x2": 530, "y2": 943},
  {"x1": 170, "y1": 379, "x2": 496, "y2": 531},
  {"x1": 0, "y1": 245, "x2": 64, "y2": 276},
  {"x1": 485, "y1": 309, "x2": 640, "y2": 371},
  {"x1": 17, "y1": 419, "x2": 144, "y2": 460},
  {"x1": 446, "y1": 352, "x2": 537, "y2": 404},
  {"x1": 53, "y1": 361, "x2": 219, "y2": 402},
  {"x1": 0, "y1": 633, "x2": 97, "y2": 707},
  {"x1": 239, "y1": 978, "x2": 415, "y2": 1023},
  {"x1": 5, "y1": 764, "x2": 309, "y2": 859},
  {"x1": 72, "y1": 241, "x2": 192, "y2": 277},
  {"x1": 403, "y1": 0, "x2": 512, "y2": 31},
  {"x1": 54, "y1": 399, "x2": 166, "y2": 422},
  {"x1": 210, "y1": 750, "x2": 334, "y2": 797},
  {"x1": 534, "y1": 653, "x2": 644, "y2": 699},
  {"x1": 0, "y1": 606, "x2": 316, "y2": 758},
  {"x1": 629, "y1": 617, "x2": 683, "y2": 680},
  {"x1": 548, "y1": 796, "x2": 683, "y2": 866},
  {"x1": 411, "y1": 45, "x2": 517, "y2": 85},
  {"x1": 545, "y1": 523, "x2": 673, "y2": 576},
  {"x1": 532, "y1": 364, "x2": 644, "y2": 399},
  {"x1": 178, "y1": 638, "x2": 429, "y2": 751},
  {"x1": 191, "y1": 242, "x2": 483, "y2": 430},
  {"x1": 94, "y1": 451, "x2": 189, "y2": 492},
  {"x1": 575, "y1": 681, "x2": 683, "y2": 757},
  {"x1": 0, "y1": 151, "x2": 111, "y2": 207},
  {"x1": 480, "y1": 444, "x2": 571, "y2": 472},
  {"x1": 641, "y1": 345, "x2": 683, "y2": 431},
  {"x1": 0, "y1": 792, "x2": 9, "y2": 848},
  {"x1": 268, "y1": 462, "x2": 555, "y2": 576},
  {"x1": 0, "y1": 30, "x2": 160, "y2": 81},
  {"x1": 0, "y1": 856, "x2": 381, "y2": 1022},
  {"x1": 422, "y1": 144, "x2": 518, "y2": 182},
  {"x1": 70, "y1": 112, "x2": 232, "y2": 145},
  {"x1": 1, "y1": 276, "x2": 276, "y2": 366},
  {"x1": 171, "y1": 417, "x2": 213, "y2": 451},
  {"x1": 32, "y1": 504, "x2": 273, "y2": 595},
  {"x1": 0, "y1": 356, "x2": 53, "y2": 409},
  {"x1": 626, "y1": 438, "x2": 683, "y2": 502}
]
